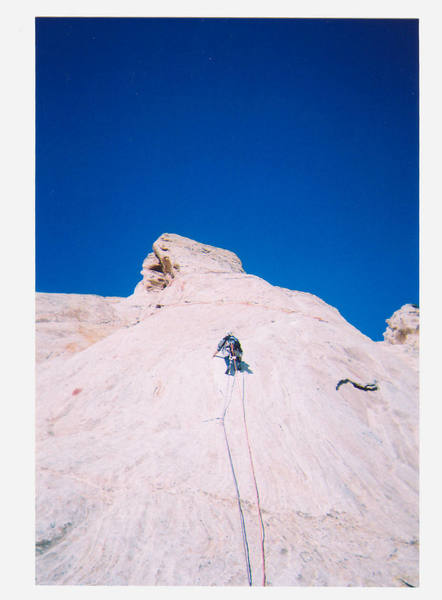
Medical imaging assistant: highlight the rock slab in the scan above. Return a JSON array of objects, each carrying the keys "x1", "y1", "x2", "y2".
[{"x1": 35, "y1": 234, "x2": 419, "y2": 586}]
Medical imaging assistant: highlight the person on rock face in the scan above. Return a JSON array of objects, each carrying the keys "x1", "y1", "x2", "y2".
[{"x1": 213, "y1": 332, "x2": 243, "y2": 375}]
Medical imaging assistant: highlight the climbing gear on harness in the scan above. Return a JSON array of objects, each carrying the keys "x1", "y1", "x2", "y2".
[
  {"x1": 224, "y1": 342, "x2": 241, "y2": 375},
  {"x1": 214, "y1": 334, "x2": 243, "y2": 376}
]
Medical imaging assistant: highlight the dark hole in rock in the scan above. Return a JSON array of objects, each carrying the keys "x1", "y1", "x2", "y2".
[{"x1": 149, "y1": 264, "x2": 164, "y2": 273}]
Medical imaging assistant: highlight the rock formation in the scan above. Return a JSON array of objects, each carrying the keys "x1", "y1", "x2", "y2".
[
  {"x1": 383, "y1": 303, "x2": 420, "y2": 350},
  {"x1": 133, "y1": 233, "x2": 244, "y2": 296},
  {"x1": 35, "y1": 293, "x2": 141, "y2": 362},
  {"x1": 35, "y1": 234, "x2": 419, "y2": 587}
]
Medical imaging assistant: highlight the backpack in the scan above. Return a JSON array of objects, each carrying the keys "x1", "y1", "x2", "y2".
[{"x1": 227, "y1": 335, "x2": 242, "y2": 355}]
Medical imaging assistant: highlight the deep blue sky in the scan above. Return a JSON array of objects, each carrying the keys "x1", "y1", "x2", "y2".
[{"x1": 36, "y1": 18, "x2": 418, "y2": 340}]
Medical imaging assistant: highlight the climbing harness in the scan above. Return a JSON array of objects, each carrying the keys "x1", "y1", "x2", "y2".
[
  {"x1": 212, "y1": 356, "x2": 267, "y2": 586},
  {"x1": 214, "y1": 335, "x2": 242, "y2": 375}
]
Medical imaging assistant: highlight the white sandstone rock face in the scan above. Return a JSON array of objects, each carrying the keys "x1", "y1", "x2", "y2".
[
  {"x1": 35, "y1": 293, "x2": 145, "y2": 362},
  {"x1": 37, "y1": 234, "x2": 246, "y2": 363},
  {"x1": 383, "y1": 304, "x2": 419, "y2": 350},
  {"x1": 35, "y1": 235, "x2": 419, "y2": 587},
  {"x1": 134, "y1": 233, "x2": 244, "y2": 295}
]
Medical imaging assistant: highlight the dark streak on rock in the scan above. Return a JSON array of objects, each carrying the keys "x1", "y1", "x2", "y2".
[{"x1": 36, "y1": 522, "x2": 72, "y2": 555}]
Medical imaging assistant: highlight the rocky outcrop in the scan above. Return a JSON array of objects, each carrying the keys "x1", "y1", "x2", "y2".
[
  {"x1": 35, "y1": 234, "x2": 419, "y2": 587},
  {"x1": 36, "y1": 235, "x2": 246, "y2": 363},
  {"x1": 383, "y1": 304, "x2": 419, "y2": 350},
  {"x1": 35, "y1": 293, "x2": 144, "y2": 362},
  {"x1": 133, "y1": 233, "x2": 244, "y2": 295}
]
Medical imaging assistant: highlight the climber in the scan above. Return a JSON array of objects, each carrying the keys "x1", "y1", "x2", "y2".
[{"x1": 213, "y1": 332, "x2": 243, "y2": 375}]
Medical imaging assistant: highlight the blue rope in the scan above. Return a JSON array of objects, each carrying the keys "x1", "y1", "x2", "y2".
[{"x1": 221, "y1": 372, "x2": 253, "y2": 586}]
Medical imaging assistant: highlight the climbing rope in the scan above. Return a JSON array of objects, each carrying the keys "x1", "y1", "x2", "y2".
[
  {"x1": 222, "y1": 370, "x2": 235, "y2": 416},
  {"x1": 221, "y1": 368, "x2": 253, "y2": 586},
  {"x1": 212, "y1": 348, "x2": 267, "y2": 586},
  {"x1": 237, "y1": 369, "x2": 267, "y2": 586}
]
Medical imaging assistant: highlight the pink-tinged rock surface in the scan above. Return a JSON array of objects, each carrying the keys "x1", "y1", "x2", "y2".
[
  {"x1": 35, "y1": 234, "x2": 419, "y2": 586},
  {"x1": 383, "y1": 303, "x2": 420, "y2": 350}
]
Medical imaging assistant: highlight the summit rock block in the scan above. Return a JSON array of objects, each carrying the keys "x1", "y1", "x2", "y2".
[{"x1": 134, "y1": 233, "x2": 244, "y2": 294}]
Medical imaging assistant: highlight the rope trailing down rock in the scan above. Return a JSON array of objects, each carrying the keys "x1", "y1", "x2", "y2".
[
  {"x1": 217, "y1": 354, "x2": 267, "y2": 587},
  {"x1": 220, "y1": 372, "x2": 253, "y2": 586},
  {"x1": 238, "y1": 369, "x2": 267, "y2": 586}
]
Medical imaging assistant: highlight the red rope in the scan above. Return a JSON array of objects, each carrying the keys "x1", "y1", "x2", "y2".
[
  {"x1": 233, "y1": 363, "x2": 267, "y2": 586},
  {"x1": 220, "y1": 343, "x2": 266, "y2": 586},
  {"x1": 222, "y1": 369, "x2": 252, "y2": 586}
]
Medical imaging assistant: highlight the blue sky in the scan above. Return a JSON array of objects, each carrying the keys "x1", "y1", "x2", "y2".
[{"x1": 35, "y1": 17, "x2": 418, "y2": 340}]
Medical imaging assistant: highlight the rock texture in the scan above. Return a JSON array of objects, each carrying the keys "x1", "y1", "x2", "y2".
[
  {"x1": 35, "y1": 234, "x2": 419, "y2": 587},
  {"x1": 133, "y1": 233, "x2": 244, "y2": 296},
  {"x1": 35, "y1": 293, "x2": 146, "y2": 363},
  {"x1": 36, "y1": 234, "x2": 245, "y2": 364},
  {"x1": 383, "y1": 304, "x2": 420, "y2": 350}
]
